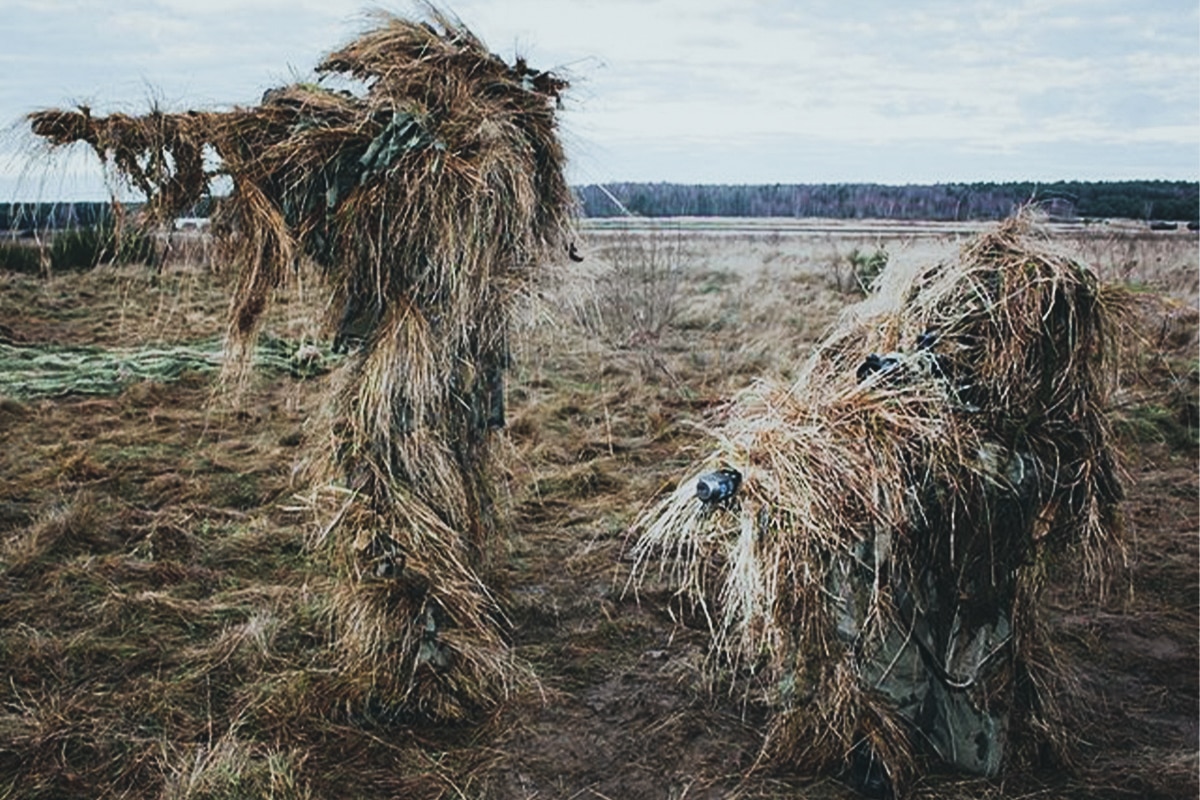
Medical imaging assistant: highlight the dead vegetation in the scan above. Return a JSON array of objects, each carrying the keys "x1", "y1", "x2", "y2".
[
  {"x1": 28, "y1": 7, "x2": 575, "y2": 724},
  {"x1": 629, "y1": 214, "x2": 1136, "y2": 795},
  {"x1": 0, "y1": 218, "x2": 1194, "y2": 798},
  {"x1": 2, "y1": 9, "x2": 1196, "y2": 792}
]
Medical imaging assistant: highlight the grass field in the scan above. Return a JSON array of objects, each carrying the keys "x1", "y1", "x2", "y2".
[{"x1": 0, "y1": 220, "x2": 1195, "y2": 799}]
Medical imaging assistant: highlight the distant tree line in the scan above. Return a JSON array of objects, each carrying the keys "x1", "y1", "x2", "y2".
[
  {"x1": 574, "y1": 181, "x2": 1199, "y2": 222},
  {"x1": 0, "y1": 199, "x2": 204, "y2": 233},
  {"x1": 4, "y1": 182, "x2": 1196, "y2": 230},
  {"x1": 0, "y1": 202, "x2": 122, "y2": 233}
]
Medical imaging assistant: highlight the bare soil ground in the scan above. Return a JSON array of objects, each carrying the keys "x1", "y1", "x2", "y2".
[{"x1": 0, "y1": 223, "x2": 1195, "y2": 799}]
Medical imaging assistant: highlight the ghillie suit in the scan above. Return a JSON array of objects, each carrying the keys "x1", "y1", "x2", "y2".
[
  {"x1": 29, "y1": 9, "x2": 573, "y2": 721},
  {"x1": 631, "y1": 214, "x2": 1125, "y2": 795}
]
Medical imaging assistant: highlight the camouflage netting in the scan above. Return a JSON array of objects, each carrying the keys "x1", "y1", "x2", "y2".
[
  {"x1": 29, "y1": 8, "x2": 574, "y2": 720},
  {"x1": 0, "y1": 336, "x2": 335, "y2": 399},
  {"x1": 632, "y1": 213, "x2": 1126, "y2": 795}
]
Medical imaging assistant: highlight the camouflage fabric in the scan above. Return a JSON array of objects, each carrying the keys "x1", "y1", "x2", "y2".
[{"x1": 830, "y1": 442, "x2": 1035, "y2": 776}]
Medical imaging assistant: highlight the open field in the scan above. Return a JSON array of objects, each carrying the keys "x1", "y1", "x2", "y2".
[{"x1": 0, "y1": 221, "x2": 1196, "y2": 798}]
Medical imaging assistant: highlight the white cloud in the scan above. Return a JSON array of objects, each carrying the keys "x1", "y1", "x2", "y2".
[{"x1": 0, "y1": 0, "x2": 1195, "y2": 196}]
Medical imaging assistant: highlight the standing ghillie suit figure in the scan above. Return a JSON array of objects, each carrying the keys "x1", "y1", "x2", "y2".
[
  {"x1": 632, "y1": 214, "x2": 1125, "y2": 796},
  {"x1": 29, "y1": 10, "x2": 574, "y2": 721}
]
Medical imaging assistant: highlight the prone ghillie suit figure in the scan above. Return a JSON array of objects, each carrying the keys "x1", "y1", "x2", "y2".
[
  {"x1": 29, "y1": 9, "x2": 574, "y2": 721},
  {"x1": 632, "y1": 213, "x2": 1125, "y2": 797}
]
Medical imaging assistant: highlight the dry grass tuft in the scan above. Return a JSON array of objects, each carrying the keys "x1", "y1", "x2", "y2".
[
  {"x1": 3, "y1": 491, "x2": 108, "y2": 575},
  {"x1": 158, "y1": 730, "x2": 312, "y2": 800},
  {"x1": 630, "y1": 211, "x2": 1128, "y2": 792}
]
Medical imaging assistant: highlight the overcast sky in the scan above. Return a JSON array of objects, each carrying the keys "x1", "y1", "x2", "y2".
[{"x1": 1, "y1": 0, "x2": 1197, "y2": 199}]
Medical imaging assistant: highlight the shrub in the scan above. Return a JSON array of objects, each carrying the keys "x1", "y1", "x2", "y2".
[
  {"x1": 49, "y1": 226, "x2": 108, "y2": 271},
  {"x1": 576, "y1": 230, "x2": 686, "y2": 345},
  {"x1": 848, "y1": 246, "x2": 888, "y2": 293},
  {"x1": 0, "y1": 240, "x2": 41, "y2": 274},
  {"x1": 828, "y1": 245, "x2": 889, "y2": 294},
  {"x1": 48, "y1": 224, "x2": 156, "y2": 272}
]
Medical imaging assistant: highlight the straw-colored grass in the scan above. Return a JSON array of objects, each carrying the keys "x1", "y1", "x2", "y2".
[
  {"x1": 28, "y1": 7, "x2": 573, "y2": 720},
  {"x1": 631, "y1": 212, "x2": 1127, "y2": 793},
  {"x1": 0, "y1": 218, "x2": 1192, "y2": 798}
]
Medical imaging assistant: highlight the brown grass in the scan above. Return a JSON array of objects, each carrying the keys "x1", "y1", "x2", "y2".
[
  {"x1": 631, "y1": 212, "x2": 1131, "y2": 791},
  {"x1": 0, "y1": 219, "x2": 1194, "y2": 798}
]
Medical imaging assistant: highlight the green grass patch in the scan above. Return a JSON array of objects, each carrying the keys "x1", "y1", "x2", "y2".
[{"x1": 1114, "y1": 403, "x2": 1198, "y2": 451}]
